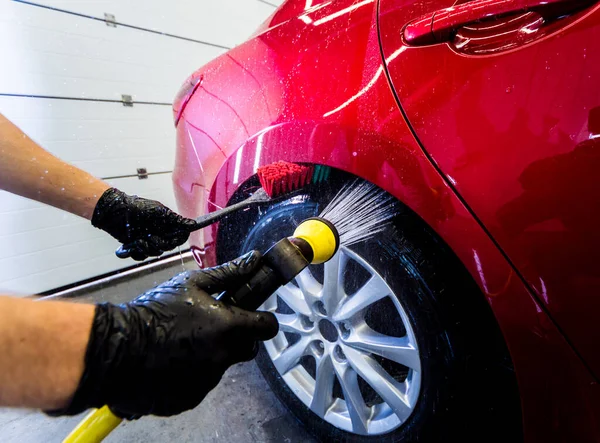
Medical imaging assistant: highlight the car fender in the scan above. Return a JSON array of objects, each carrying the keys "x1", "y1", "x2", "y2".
[
  {"x1": 171, "y1": 0, "x2": 600, "y2": 436},
  {"x1": 204, "y1": 121, "x2": 600, "y2": 441}
]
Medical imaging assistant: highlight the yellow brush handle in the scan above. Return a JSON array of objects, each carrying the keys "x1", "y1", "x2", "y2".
[{"x1": 63, "y1": 406, "x2": 122, "y2": 443}]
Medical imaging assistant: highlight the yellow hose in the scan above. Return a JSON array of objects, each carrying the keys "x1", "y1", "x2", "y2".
[
  {"x1": 61, "y1": 218, "x2": 338, "y2": 442},
  {"x1": 63, "y1": 406, "x2": 122, "y2": 443}
]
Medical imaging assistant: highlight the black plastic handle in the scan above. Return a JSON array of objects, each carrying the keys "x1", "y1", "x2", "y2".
[{"x1": 217, "y1": 237, "x2": 311, "y2": 311}]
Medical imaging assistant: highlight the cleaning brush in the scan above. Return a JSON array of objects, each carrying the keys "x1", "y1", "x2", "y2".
[
  {"x1": 115, "y1": 161, "x2": 331, "y2": 257},
  {"x1": 257, "y1": 161, "x2": 314, "y2": 198},
  {"x1": 312, "y1": 164, "x2": 331, "y2": 184},
  {"x1": 257, "y1": 161, "x2": 332, "y2": 197},
  {"x1": 192, "y1": 161, "x2": 331, "y2": 230},
  {"x1": 190, "y1": 161, "x2": 330, "y2": 228}
]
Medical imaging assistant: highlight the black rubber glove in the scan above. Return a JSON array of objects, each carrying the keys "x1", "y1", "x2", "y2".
[
  {"x1": 91, "y1": 187, "x2": 197, "y2": 261},
  {"x1": 48, "y1": 251, "x2": 278, "y2": 419}
]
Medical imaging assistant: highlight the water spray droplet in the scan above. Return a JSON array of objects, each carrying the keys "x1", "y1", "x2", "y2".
[{"x1": 319, "y1": 181, "x2": 398, "y2": 246}]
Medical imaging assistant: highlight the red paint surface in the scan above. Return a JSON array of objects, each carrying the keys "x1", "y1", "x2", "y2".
[
  {"x1": 380, "y1": 0, "x2": 600, "y2": 379},
  {"x1": 172, "y1": 0, "x2": 600, "y2": 440}
]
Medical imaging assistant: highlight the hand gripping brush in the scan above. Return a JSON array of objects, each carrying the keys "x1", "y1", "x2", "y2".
[{"x1": 115, "y1": 162, "x2": 324, "y2": 257}]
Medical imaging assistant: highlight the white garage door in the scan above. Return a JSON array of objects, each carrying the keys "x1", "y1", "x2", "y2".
[{"x1": 0, "y1": 0, "x2": 283, "y2": 295}]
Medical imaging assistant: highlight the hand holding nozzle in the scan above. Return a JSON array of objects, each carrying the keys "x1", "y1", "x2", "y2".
[
  {"x1": 217, "y1": 217, "x2": 340, "y2": 311},
  {"x1": 59, "y1": 217, "x2": 339, "y2": 443},
  {"x1": 50, "y1": 251, "x2": 278, "y2": 420}
]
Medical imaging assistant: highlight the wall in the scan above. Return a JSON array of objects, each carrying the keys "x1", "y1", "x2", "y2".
[{"x1": 0, "y1": 0, "x2": 283, "y2": 295}]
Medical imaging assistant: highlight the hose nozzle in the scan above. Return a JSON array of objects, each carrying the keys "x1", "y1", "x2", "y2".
[
  {"x1": 292, "y1": 217, "x2": 340, "y2": 264},
  {"x1": 217, "y1": 217, "x2": 340, "y2": 310}
]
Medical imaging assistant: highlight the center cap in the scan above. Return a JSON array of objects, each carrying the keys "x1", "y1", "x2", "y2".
[{"x1": 319, "y1": 319, "x2": 339, "y2": 342}]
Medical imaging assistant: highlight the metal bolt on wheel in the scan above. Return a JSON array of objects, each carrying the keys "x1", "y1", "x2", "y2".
[{"x1": 262, "y1": 247, "x2": 422, "y2": 436}]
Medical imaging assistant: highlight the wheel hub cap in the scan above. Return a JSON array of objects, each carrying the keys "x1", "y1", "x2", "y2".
[
  {"x1": 319, "y1": 319, "x2": 339, "y2": 342},
  {"x1": 261, "y1": 247, "x2": 422, "y2": 436}
]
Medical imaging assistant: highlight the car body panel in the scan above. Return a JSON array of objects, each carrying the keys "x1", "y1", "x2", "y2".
[
  {"x1": 379, "y1": 0, "x2": 600, "y2": 377},
  {"x1": 172, "y1": 0, "x2": 600, "y2": 440},
  {"x1": 208, "y1": 122, "x2": 600, "y2": 443}
]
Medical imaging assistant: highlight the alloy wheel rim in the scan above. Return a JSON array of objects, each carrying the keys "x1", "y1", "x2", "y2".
[{"x1": 262, "y1": 246, "x2": 422, "y2": 436}]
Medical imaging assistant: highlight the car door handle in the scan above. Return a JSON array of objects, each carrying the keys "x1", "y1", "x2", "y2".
[{"x1": 404, "y1": 0, "x2": 595, "y2": 45}]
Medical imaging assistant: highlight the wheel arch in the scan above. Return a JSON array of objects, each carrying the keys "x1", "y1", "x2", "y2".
[
  {"x1": 207, "y1": 121, "x2": 524, "y2": 439},
  {"x1": 205, "y1": 119, "x2": 494, "y2": 292},
  {"x1": 186, "y1": 115, "x2": 600, "y2": 442}
]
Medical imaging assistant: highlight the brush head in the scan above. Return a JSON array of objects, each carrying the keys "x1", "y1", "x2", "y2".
[
  {"x1": 257, "y1": 161, "x2": 314, "y2": 198},
  {"x1": 292, "y1": 217, "x2": 340, "y2": 264}
]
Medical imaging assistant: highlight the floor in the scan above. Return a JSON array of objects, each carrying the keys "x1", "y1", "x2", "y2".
[{"x1": 0, "y1": 259, "x2": 316, "y2": 443}]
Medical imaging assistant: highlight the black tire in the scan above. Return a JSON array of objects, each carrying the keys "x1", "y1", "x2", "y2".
[{"x1": 217, "y1": 171, "x2": 522, "y2": 443}]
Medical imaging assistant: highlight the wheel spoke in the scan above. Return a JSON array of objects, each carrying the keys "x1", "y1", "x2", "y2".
[
  {"x1": 296, "y1": 268, "x2": 322, "y2": 296},
  {"x1": 332, "y1": 275, "x2": 390, "y2": 321},
  {"x1": 272, "y1": 336, "x2": 312, "y2": 375},
  {"x1": 332, "y1": 359, "x2": 369, "y2": 435},
  {"x1": 260, "y1": 293, "x2": 278, "y2": 312},
  {"x1": 310, "y1": 354, "x2": 335, "y2": 416},
  {"x1": 346, "y1": 326, "x2": 420, "y2": 371},
  {"x1": 276, "y1": 284, "x2": 312, "y2": 317},
  {"x1": 343, "y1": 345, "x2": 413, "y2": 423},
  {"x1": 274, "y1": 313, "x2": 310, "y2": 335},
  {"x1": 323, "y1": 251, "x2": 347, "y2": 316},
  {"x1": 262, "y1": 244, "x2": 423, "y2": 435}
]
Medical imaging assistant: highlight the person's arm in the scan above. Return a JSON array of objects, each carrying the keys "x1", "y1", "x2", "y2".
[
  {"x1": 0, "y1": 296, "x2": 94, "y2": 409},
  {"x1": 0, "y1": 113, "x2": 109, "y2": 220},
  {"x1": 0, "y1": 252, "x2": 278, "y2": 417},
  {"x1": 0, "y1": 113, "x2": 197, "y2": 260}
]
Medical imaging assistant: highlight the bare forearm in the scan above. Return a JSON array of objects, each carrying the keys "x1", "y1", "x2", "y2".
[
  {"x1": 0, "y1": 114, "x2": 110, "y2": 219},
  {"x1": 0, "y1": 296, "x2": 94, "y2": 410}
]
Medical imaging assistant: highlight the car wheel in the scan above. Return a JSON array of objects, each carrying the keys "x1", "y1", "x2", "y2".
[{"x1": 217, "y1": 172, "x2": 522, "y2": 442}]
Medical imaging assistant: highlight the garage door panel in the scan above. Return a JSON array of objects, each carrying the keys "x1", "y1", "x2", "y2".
[
  {"x1": 0, "y1": 97, "x2": 174, "y2": 179},
  {"x1": 1, "y1": 244, "x2": 176, "y2": 296},
  {"x1": 0, "y1": 1, "x2": 224, "y2": 102},
  {"x1": 27, "y1": 0, "x2": 279, "y2": 48},
  {"x1": 0, "y1": 173, "x2": 184, "y2": 294},
  {"x1": 0, "y1": 201, "x2": 80, "y2": 237},
  {"x1": 0, "y1": 221, "x2": 103, "y2": 261}
]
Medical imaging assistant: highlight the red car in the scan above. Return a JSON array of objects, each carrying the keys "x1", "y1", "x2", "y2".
[{"x1": 172, "y1": 0, "x2": 600, "y2": 441}]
